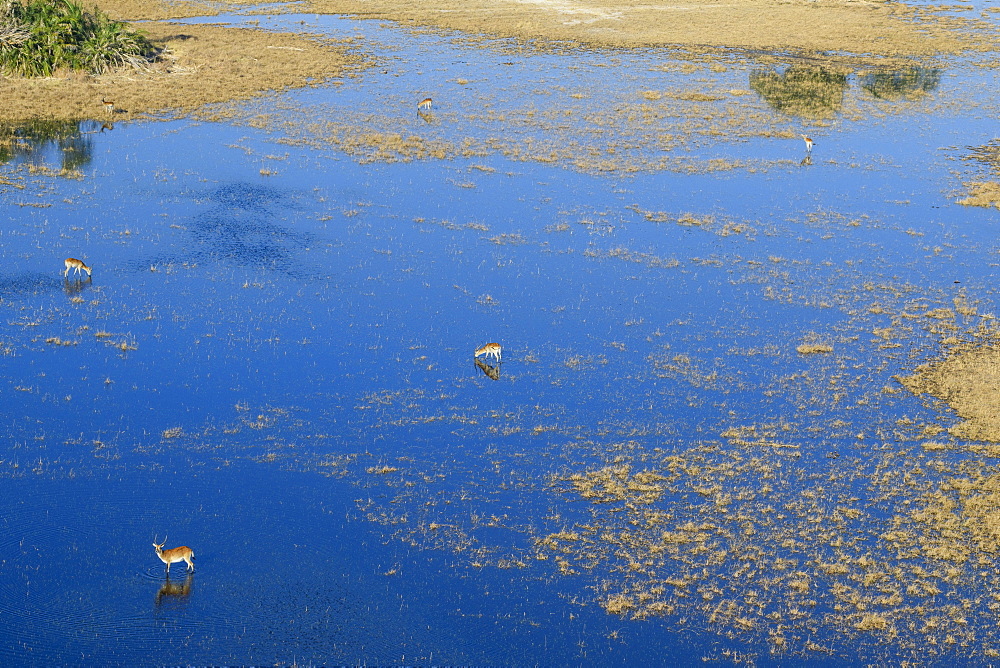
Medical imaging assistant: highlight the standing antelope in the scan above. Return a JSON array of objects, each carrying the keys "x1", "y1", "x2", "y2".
[
  {"x1": 102, "y1": 97, "x2": 115, "y2": 115},
  {"x1": 801, "y1": 134, "x2": 814, "y2": 153},
  {"x1": 153, "y1": 536, "x2": 195, "y2": 573},
  {"x1": 64, "y1": 258, "x2": 92, "y2": 278},
  {"x1": 417, "y1": 97, "x2": 433, "y2": 111},
  {"x1": 475, "y1": 342, "x2": 502, "y2": 364}
]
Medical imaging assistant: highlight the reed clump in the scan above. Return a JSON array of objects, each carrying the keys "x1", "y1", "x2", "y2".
[{"x1": 0, "y1": 0, "x2": 153, "y2": 77}]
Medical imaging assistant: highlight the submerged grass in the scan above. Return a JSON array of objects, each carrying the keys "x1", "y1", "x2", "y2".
[{"x1": 0, "y1": 0, "x2": 152, "y2": 76}]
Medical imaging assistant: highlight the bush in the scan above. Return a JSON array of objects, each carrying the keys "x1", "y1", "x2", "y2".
[{"x1": 0, "y1": 0, "x2": 153, "y2": 77}]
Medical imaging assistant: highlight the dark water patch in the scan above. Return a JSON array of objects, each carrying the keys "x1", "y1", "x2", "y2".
[
  {"x1": 123, "y1": 180, "x2": 323, "y2": 279},
  {"x1": 190, "y1": 206, "x2": 309, "y2": 273},
  {"x1": 191, "y1": 182, "x2": 313, "y2": 271},
  {"x1": 0, "y1": 465, "x2": 369, "y2": 664},
  {"x1": 0, "y1": 271, "x2": 66, "y2": 298},
  {"x1": 207, "y1": 181, "x2": 289, "y2": 211},
  {"x1": 0, "y1": 462, "x2": 686, "y2": 665}
]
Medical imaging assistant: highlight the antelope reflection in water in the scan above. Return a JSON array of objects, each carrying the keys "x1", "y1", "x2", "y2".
[
  {"x1": 155, "y1": 573, "x2": 194, "y2": 608},
  {"x1": 475, "y1": 357, "x2": 500, "y2": 380},
  {"x1": 62, "y1": 275, "x2": 92, "y2": 296}
]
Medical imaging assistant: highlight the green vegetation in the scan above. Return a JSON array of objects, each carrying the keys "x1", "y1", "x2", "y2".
[{"x1": 0, "y1": 0, "x2": 153, "y2": 77}]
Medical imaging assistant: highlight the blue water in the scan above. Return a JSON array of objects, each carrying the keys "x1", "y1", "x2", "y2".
[{"x1": 3, "y1": 9, "x2": 1000, "y2": 666}]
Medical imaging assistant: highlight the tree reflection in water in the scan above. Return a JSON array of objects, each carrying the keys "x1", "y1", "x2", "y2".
[
  {"x1": 0, "y1": 119, "x2": 105, "y2": 172},
  {"x1": 749, "y1": 65, "x2": 849, "y2": 118},
  {"x1": 858, "y1": 65, "x2": 941, "y2": 100},
  {"x1": 750, "y1": 63, "x2": 943, "y2": 118}
]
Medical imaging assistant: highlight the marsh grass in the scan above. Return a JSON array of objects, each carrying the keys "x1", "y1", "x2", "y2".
[{"x1": 0, "y1": 0, "x2": 153, "y2": 77}]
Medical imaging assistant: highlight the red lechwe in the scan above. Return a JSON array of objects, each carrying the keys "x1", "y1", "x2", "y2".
[
  {"x1": 63, "y1": 258, "x2": 92, "y2": 278},
  {"x1": 153, "y1": 536, "x2": 195, "y2": 573},
  {"x1": 474, "y1": 342, "x2": 502, "y2": 364}
]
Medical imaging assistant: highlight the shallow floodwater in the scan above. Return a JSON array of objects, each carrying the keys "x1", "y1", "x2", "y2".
[{"x1": 4, "y1": 9, "x2": 1000, "y2": 666}]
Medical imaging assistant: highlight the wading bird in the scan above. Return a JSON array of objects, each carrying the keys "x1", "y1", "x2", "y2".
[
  {"x1": 153, "y1": 536, "x2": 195, "y2": 573},
  {"x1": 475, "y1": 342, "x2": 502, "y2": 364},
  {"x1": 63, "y1": 258, "x2": 92, "y2": 278}
]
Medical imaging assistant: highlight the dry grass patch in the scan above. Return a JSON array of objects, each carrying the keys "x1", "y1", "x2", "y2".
[
  {"x1": 902, "y1": 343, "x2": 1000, "y2": 441},
  {"x1": 957, "y1": 181, "x2": 1000, "y2": 209},
  {"x1": 301, "y1": 0, "x2": 983, "y2": 57}
]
